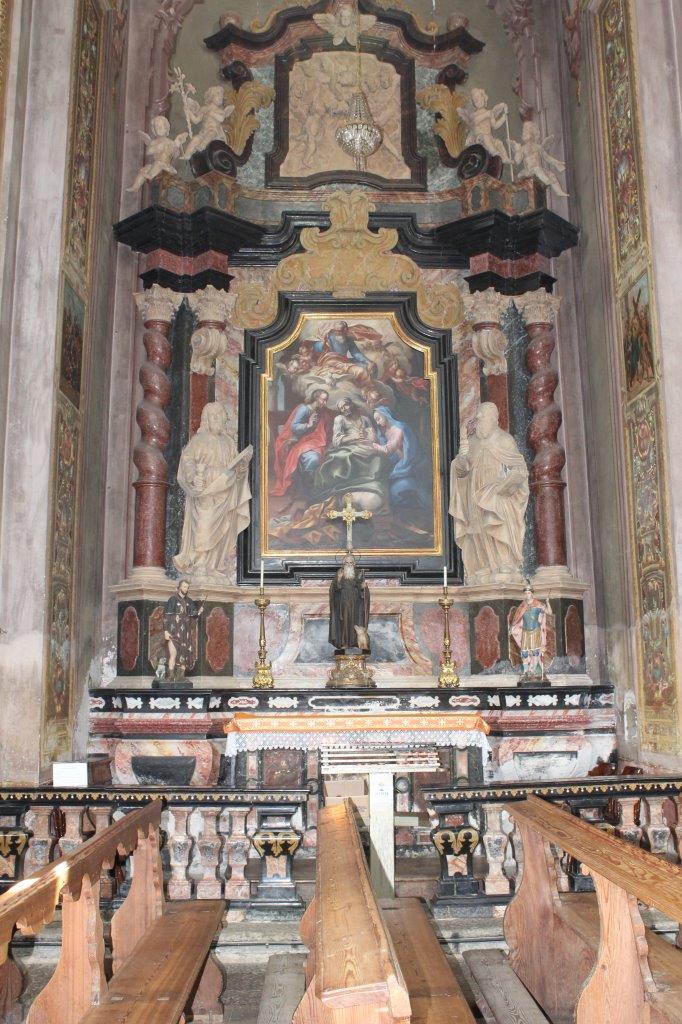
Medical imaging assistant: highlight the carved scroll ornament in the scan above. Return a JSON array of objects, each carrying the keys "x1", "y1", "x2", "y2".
[
  {"x1": 232, "y1": 190, "x2": 464, "y2": 332},
  {"x1": 416, "y1": 83, "x2": 467, "y2": 159}
]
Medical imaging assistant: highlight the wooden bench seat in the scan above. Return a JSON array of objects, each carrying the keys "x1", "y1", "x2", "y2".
[
  {"x1": 295, "y1": 799, "x2": 476, "y2": 1024},
  {"x1": 380, "y1": 898, "x2": 476, "y2": 1024},
  {"x1": 504, "y1": 795, "x2": 682, "y2": 1024},
  {"x1": 79, "y1": 900, "x2": 224, "y2": 1024}
]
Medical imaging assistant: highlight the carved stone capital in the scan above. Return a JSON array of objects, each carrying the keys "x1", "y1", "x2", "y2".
[
  {"x1": 187, "y1": 285, "x2": 231, "y2": 325},
  {"x1": 515, "y1": 291, "x2": 561, "y2": 327},
  {"x1": 464, "y1": 287, "x2": 509, "y2": 328},
  {"x1": 134, "y1": 284, "x2": 182, "y2": 324}
]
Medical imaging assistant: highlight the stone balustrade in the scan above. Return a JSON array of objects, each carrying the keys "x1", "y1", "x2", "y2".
[
  {"x1": 423, "y1": 776, "x2": 682, "y2": 917},
  {"x1": 0, "y1": 788, "x2": 308, "y2": 912}
]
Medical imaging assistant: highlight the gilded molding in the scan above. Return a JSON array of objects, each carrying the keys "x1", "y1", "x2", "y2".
[
  {"x1": 416, "y1": 83, "x2": 467, "y2": 160},
  {"x1": 232, "y1": 190, "x2": 464, "y2": 332},
  {"x1": 225, "y1": 80, "x2": 275, "y2": 157}
]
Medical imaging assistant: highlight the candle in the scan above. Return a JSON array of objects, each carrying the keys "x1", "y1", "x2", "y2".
[
  {"x1": 443, "y1": 565, "x2": 447, "y2": 590},
  {"x1": 260, "y1": 559, "x2": 264, "y2": 591}
]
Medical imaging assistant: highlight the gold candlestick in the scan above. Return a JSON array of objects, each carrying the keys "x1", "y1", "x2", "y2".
[
  {"x1": 437, "y1": 589, "x2": 459, "y2": 689},
  {"x1": 252, "y1": 591, "x2": 275, "y2": 689}
]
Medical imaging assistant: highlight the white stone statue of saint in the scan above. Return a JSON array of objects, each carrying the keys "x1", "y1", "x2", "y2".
[
  {"x1": 458, "y1": 87, "x2": 512, "y2": 165},
  {"x1": 449, "y1": 402, "x2": 529, "y2": 583},
  {"x1": 173, "y1": 402, "x2": 253, "y2": 580},
  {"x1": 511, "y1": 122, "x2": 569, "y2": 197},
  {"x1": 127, "y1": 116, "x2": 188, "y2": 192},
  {"x1": 181, "y1": 86, "x2": 234, "y2": 161}
]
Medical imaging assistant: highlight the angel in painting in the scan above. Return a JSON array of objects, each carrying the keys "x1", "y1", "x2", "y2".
[
  {"x1": 127, "y1": 116, "x2": 187, "y2": 192},
  {"x1": 511, "y1": 122, "x2": 569, "y2": 197}
]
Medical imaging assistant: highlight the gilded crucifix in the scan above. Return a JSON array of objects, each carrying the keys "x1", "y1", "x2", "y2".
[{"x1": 326, "y1": 492, "x2": 373, "y2": 552}]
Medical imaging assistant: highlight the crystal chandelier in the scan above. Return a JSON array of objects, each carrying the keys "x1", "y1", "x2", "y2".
[{"x1": 335, "y1": 2, "x2": 383, "y2": 171}]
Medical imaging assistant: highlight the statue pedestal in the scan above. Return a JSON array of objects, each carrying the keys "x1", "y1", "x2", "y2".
[{"x1": 326, "y1": 654, "x2": 376, "y2": 689}]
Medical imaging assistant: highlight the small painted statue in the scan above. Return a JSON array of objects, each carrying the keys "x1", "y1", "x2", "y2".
[
  {"x1": 163, "y1": 579, "x2": 204, "y2": 680},
  {"x1": 509, "y1": 582, "x2": 553, "y2": 682},
  {"x1": 127, "y1": 116, "x2": 187, "y2": 192}
]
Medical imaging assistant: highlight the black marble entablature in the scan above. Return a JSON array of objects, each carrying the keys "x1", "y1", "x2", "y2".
[{"x1": 114, "y1": 206, "x2": 580, "y2": 276}]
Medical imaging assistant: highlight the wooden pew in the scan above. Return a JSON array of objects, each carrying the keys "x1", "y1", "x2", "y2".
[
  {"x1": 0, "y1": 799, "x2": 225, "y2": 1024},
  {"x1": 294, "y1": 798, "x2": 476, "y2": 1024},
  {"x1": 503, "y1": 794, "x2": 682, "y2": 1024}
]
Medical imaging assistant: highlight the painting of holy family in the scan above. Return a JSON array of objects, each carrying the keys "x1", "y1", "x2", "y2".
[{"x1": 260, "y1": 312, "x2": 442, "y2": 556}]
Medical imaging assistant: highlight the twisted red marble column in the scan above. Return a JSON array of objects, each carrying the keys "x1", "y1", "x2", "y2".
[
  {"x1": 517, "y1": 292, "x2": 567, "y2": 572},
  {"x1": 187, "y1": 286, "x2": 231, "y2": 436},
  {"x1": 132, "y1": 286, "x2": 180, "y2": 573}
]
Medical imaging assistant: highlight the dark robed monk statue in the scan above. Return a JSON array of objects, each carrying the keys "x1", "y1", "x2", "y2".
[{"x1": 329, "y1": 553, "x2": 371, "y2": 655}]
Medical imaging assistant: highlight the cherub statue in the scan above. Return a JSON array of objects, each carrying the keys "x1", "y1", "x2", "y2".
[
  {"x1": 313, "y1": 2, "x2": 376, "y2": 46},
  {"x1": 458, "y1": 87, "x2": 511, "y2": 165},
  {"x1": 511, "y1": 121, "x2": 569, "y2": 197},
  {"x1": 127, "y1": 116, "x2": 187, "y2": 192},
  {"x1": 181, "y1": 85, "x2": 234, "y2": 161}
]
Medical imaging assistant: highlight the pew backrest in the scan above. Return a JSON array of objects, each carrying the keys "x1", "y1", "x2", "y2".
[
  {"x1": 510, "y1": 794, "x2": 682, "y2": 923},
  {"x1": 0, "y1": 799, "x2": 163, "y2": 959}
]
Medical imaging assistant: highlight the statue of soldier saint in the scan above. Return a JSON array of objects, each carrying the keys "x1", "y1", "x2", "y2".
[{"x1": 326, "y1": 492, "x2": 375, "y2": 688}]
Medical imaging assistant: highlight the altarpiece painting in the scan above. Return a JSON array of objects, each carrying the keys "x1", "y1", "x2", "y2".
[{"x1": 238, "y1": 296, "x2": 458, "y2": 583}]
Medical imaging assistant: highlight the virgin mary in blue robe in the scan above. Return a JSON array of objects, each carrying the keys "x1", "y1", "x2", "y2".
[{"x1": 373, "y1": 405, "x2": 430, "y2": 510}]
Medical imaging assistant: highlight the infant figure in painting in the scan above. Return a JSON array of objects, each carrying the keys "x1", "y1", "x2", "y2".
[
  {"x1": 329, "y1": 554, "x2": 371, "y2": 655},
  {"x1": 511, "y1": 122, "x2": 569, "y2": 197},
  {"x1": 174, "y1": 402, "x2": 253, "y2": 581},
  {"x1": 127, "y1": 116, "x2": 187, "y2": 192},
  {"x1": 449, "y1": 402, "x2": 529, "y2": 584}
]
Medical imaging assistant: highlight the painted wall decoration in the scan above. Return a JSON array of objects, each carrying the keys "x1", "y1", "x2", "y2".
[
  {"x1": 64, "y1": 0, "x2": 101, "y2": 283},
  {"x1": 621, "y1": 270, "x2": 654, "y2": 399},
  {"x1": 43, "y1": 396, "x2": 80, "y2": 757},
  {"x1": 42, "y1": 0, "x2": 103, "y2": 766},
  {"x1": 262, "y1": 312, "x2": 439, "y2": 557},
  {"x1": 59, "y1": 279, "x2": 86, "y2": 408},
  {"x1": 597, "y1": 0, "x2": 678, "y2": 752},
  {"x1": 597, "y1": 0, "x2": 645, "y2": 269}
]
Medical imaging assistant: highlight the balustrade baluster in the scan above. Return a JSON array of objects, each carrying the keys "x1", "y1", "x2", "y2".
[
  {"x1": 616, "y1": 796, "x2": 643, "y2": 847},
  {"x1": 482, "y1": 803, "x2": 512, "y2": 895},
  {"x1": 23, "y1": 806, "x2": 55, "y2": 876},
  {"x1": 167, "y1": 806, "x2": 193, "y2": 900},
  {"x1": 196, "y1": 808, "x2": 224, "y2": 899},
  {"x1": 224, "y1": 809, "x2": 251, "y2": 902}
]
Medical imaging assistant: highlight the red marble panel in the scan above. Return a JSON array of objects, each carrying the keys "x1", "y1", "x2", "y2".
[
  {"x1": 205, "y1": 607, "x2": 232, "y2": 673},
  {"x1": 262, "y1": 749, "x2": 304, "y2": 789},
  {"x1": 417, "y1": 604, "x2": 469, "y2": 669},
  {"x1": 190, "y1": 373, "x2": 210, "y2": 438},
  {"x1": 140, "y1": 248, "x2": 231, "y2": 277},
  {"x1": 486, "y1": 373, "x2": 509, "y2": 430},
  {"x1": 565, "y1": 604, "x2": 583, "y2": 667},
  {"x1": 120, "y1": 606, "x2": 140, "y2": 672},
  {"x1": 474, "y1": 605, "x2": 500, "y2": 669},
  {"x1": 468, "y1": 252, "x2": 551, "y2": 279}
]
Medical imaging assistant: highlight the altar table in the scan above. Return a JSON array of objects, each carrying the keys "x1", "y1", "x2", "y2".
[
  {"x1": 224, "y1": 712, "x2": 491, "y2": 898},
  {"x1": 223, "y1": 712, "x2": 491, "y2": 756}
]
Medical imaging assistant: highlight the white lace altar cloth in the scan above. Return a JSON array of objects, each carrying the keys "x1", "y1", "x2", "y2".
[{"x1": 224, "y1": 712, "x2": 491, "y2": 758}]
